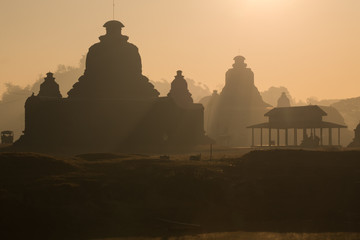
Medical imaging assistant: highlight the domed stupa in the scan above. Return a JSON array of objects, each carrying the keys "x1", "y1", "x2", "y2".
[
  {"x1": 38, "y1": 72, "x2": 62, "y2": 98},
  {"x1": 167, "y1": 70, "x2": 193, "y2": 107},
  {"x1": 205, "y1": 55, "x2": 270, "y2": 146},
  {"x1": 67, "y1": 20, "x2": 159, "y2": 99}
]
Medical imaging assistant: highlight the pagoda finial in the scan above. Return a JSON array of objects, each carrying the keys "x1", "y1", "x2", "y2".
[
  {"x1": 233, "y1": 55, "x2": 247, "y2": 68},
  {"x1": 46, "y1": 72, "x2": 55, "y2": 80}
]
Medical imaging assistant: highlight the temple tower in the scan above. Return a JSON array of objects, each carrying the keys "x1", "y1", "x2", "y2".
[{"x1": 206, "y1": 56, "x2": 269, "y2": 146}]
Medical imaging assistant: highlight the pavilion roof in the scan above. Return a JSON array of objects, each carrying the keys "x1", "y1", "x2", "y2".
[
  {"x1": 247, "y1": 121, "x2": 347, "y2": 129},
  {"x1": 264, "y1": 105, "x2": 327, "y2": 117}
]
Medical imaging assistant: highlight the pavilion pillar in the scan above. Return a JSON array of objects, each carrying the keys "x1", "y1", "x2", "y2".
[
  {"x1": 269, "y1": 128, "x2": 272, "y2": 147},
  {"x1": 252, "y1": 128, "x2": 254, "y2": 147},
  {"x1": 329, "y1": 128, "x2": 332, "y2": 146},
  {"x1": 320, "y1": 128, "x2": 323, "y2": 146},
  {"x1": 303, "y1": 128, "x2": 306, "y2": 144},
  {"x1": 260, "y1": 128, "x2": 263, "y2": 147},
  {"x1": 285, "y1": 128, "x2": 288, "y2": 146},
  {"x1": 277, "y1": 129, "x2": 280, "y2": 146},
  {"x1": 338, "y1": 128, "x2": 341, "y2": 146},
  {"x1": 294, "y1": 128, "x2": 298, "y2": 146}
]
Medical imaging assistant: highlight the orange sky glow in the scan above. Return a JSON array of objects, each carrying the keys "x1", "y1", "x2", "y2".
[{"x1": 0, "y1": 0, "x2": 359, "y2": 101}]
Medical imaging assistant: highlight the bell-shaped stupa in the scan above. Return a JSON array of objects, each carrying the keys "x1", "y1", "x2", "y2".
[
  {"x1": 38, "y1": 72, "x2": 62, "y2": 98},
  {"x1": 167, "y1": 70, "x2": 193, "y2": 107},
  {"x1": 67, "y1": 20, "x2": 159, "y2": 99},
  {"x1": 206, "y1": 56, "x2": 270, "y2": 146}
]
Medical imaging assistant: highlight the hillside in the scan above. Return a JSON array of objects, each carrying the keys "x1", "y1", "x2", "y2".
[
  {"x1": 332, "y1": 97, "x2": 360, "y2": 130},
  {"x1": 1, "y1": 150, "x2": 360, "y2": 239}
]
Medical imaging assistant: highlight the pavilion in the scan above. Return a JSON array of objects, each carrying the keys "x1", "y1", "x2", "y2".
[{"x1": 247, "y1": 105, "x2": 347, "y2": 147}]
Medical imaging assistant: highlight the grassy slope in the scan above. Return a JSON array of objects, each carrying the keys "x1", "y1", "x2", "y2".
[{"x1": 1, "y1": 150, "x2": 360, "y2": 239}]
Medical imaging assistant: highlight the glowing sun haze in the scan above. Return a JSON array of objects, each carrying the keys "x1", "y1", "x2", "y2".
[{"x1": 0, "y1": 0, "x2": 359, "y2": 101}]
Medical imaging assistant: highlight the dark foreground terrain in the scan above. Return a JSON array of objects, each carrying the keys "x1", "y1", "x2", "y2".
[{"x1": 1, "y1": 150, "x2": 360, "y2": 239}]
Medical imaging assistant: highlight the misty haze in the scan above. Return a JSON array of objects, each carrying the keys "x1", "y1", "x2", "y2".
[{"x1": 1, "y1": 1, "x2": 360, "y2": 240}]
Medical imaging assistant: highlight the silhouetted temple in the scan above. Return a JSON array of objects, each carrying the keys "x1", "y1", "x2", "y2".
[
  {"x1": 205, "y1": 56, "x2": 270, "y2": 146},
  {"x1": 247, "y1": 105, "x2": 347, "y2": 147},
  {"x1": 16, "y1": 21, "x2": 209, "y2": 152}
]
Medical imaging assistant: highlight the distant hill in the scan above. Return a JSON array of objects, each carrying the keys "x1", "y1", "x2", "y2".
[
  {"x1": 317, "y1": 106, "x2": 353, "y2": 146},
  {"x1": 261, "y1": 86, "x2": 295, "y2": 107},
  {"x1": 260, "y1": 86, "x2": 345, "y2": 108},
  {"x1": 306, "y1": 97, "x2": 341, "y2": 106},
  {"x1": 331, "y1": 97, "x2": 360, "y2": 131}
]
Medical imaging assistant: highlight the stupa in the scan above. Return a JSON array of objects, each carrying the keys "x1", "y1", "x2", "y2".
[
  {"x1": 205, "y1": 56, "x2": 270, "y2": 146},
  {"x1": 277, "y1": 92, "x2": 291, "y2": 107},
  {"x1": 167, "y1": 70, "x2": 193, "y2": 107},
  {"x1": 38, "y1": 72, "x2": 62, "y2": 98},
  {"x1": 68, "y1": 20, "x2": 158, "y2": 99}
]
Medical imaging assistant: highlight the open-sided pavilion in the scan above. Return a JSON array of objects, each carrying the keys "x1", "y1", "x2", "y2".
[{"x1": 247, "y1": 105, "x2": 347, "y2": 147}]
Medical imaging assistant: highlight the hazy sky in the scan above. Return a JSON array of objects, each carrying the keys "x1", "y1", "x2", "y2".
[{"x1": 1, "y1": 0, "x2": 359, "y2": 101}]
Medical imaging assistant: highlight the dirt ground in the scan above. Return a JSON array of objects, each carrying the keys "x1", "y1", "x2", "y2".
[{"x1": 1, "y1": 149, "x2": 360, "y2": 239}]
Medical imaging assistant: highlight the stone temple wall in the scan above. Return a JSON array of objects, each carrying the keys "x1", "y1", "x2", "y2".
[{"x1": 20, "y1": 96, "x2": 206, "y2": 152}]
